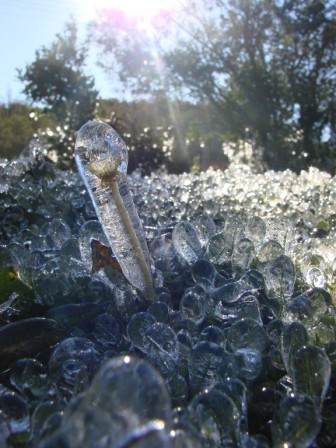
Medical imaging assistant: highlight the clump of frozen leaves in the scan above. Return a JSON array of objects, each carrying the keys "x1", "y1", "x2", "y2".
[{"x1": 0, "y1": 147, "x2": 335, "y2": 447}]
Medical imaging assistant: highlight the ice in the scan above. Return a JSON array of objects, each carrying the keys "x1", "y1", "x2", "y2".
[
  {"x1": 281, "y1": 322, "x2": 309, "y2": 375},
  {"x1": 31, "y1": 400, "x2": 61, "y2": 443},
  {"x1": 282, "y1": 288, "x2": 334, "y2": 342},
  {"x1": 46, "y1": 218, "x2": 71, "y2": 250},
  {"x1": 266, "y1": 319, "x2": 284, "y2": 346},
  {"x1": 93, "y1": 313, "x2": 122, "y2": 348},
  {"x1": 188, "y1": 341, "x2": 234, "y2": 393},
  {"x1": 180, "y1": 287, "x2": 205, "y2": 324},
  {"x1": 191, "y1": 258, "x2": 216, "y2": 289},
  {"x1": 48, "y1": 337, "x2": 101, "y2": 400},
  {"x1": 215, "y1": 379, "x2": 247, "y2": 419},
  {"x1": 0, "y1": 389, "x2": 30, "y2": 439},
  {"x1": 75, "y1": 121, "x2": 154, "y2": 299},
  {"x1": 306, "y1": 267, "x2": 325, "y2": 288},
  {"x1": 127, "y1": 312, "x2": 157, "y2": 351},
  {"x1": 42, "y1": 356, "x2": 172, "y2": 447},
  {"x1": 266, "y1": 217, "x2": 294, "y2": 254},
  {"x1": 257, "y1": 240, "x2": 284, "y2": 263},
  {"x1": 244, "y1": 216, "x2": 266, "y2": 248},
  {"x1": 188, "y1": 388, "x2": 240, "y2": 446},
  {"x1": 143, "y1": 322, "x2": 178, "y2": 379},
  {"x1": 224, "y1": 214, "x2": 245, "y2": 246},
  {"x1": 261, "y1": 255, "x2": 296, "y2": 300},
  {"x1": 147, "y1": 301, "x2": 169, "y2": 323},
  {"x1": 172, "y1": 221, "x2": 203, "y2": 264},
  {"x1": 199, "y1": 325, "x2": 225, "y2": 346},
  {"x1": 292, "y1": 345, "x2": 331, "y2": 406},
  {"x1": 209, "y1": 278, "x2": 252, "y2": 306},
  {"x1": 232, "y1": 238, "x2": 255, "y2": 275},
  {"x1": 227, "y1": 318, "x2": 269, "y2": 354},
  {"x1": 2, "y1": 142, "x2": 336, "y2": 447},
  {"x1": 235, "y1": 348, "x2": 263, "y2": 381},
  {"x1": 78, "y1": 220, "x2": 109, "y2": 273},
  {"x1": 167, "y1": 374, "x2": 188, "y2": 407},
  {"x1": 205, "y1": 232, "x2": 233, "y2": 267},
  {"x1": 271, "y1": 395, "x2": 321, "y2": 448},
  {"x1": 9, "y1": 358, "x2": 49, "y2": 400},
  {"x1": 60, "y1": 237, "x2": 85, "y2": 275},
  {"x1": 192, "y1": 215, "x2": 217, "y2": 246}
]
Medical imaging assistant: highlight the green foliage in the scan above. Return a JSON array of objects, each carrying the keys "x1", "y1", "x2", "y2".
[
  {"x1": 0, "y1": 103, "x2": 53, "y2": 159},
  {"x1": 0, "y1": 267, "x2": 33, "y2": 304},
  {"x1": 91, "y1": 0, "x2": 336, "y2": 173},
  {"x1": 18, "y1": 21, "x2": 98, "y2": 166},
  {"x1": 96, "y1": 99, "x2": 228, "y2": 174}
]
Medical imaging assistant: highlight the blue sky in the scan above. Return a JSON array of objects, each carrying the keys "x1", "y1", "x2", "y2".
[{"x1": 0, "y1": 0, "x2": 114, "y2": 104}]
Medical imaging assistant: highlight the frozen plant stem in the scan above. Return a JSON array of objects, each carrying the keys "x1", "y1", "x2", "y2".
[{"x1": 75, "y1": 120, "x2": 155, "y2": 300}]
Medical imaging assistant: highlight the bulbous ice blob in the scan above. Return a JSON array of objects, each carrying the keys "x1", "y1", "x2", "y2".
[
  {"x1": 191, "y1": 258, "x2": 216, "y2": 289},
  {"x1": 143, "y1": 323, "x2": 178, "y2": 379},
  {"x1": 214, "y1": 378, "x2": 248, "y2": 421},
  {"x1": 244, "y1": 216, "x2": 266, "y2": 248},
  {"x1": 180, "y1": 287, "x2": 206, "y2": 323},
  {"x1": 0, "y1": 389, "x2": 30, "y2": 438},
  {"x1": 281, "y1": 321, "x2": 309, "y2": 375},
  {"x1": 262, "y1": 255, "x2": 296, "y2": 300},
  {"x1": 75, "y1": 121, "x2": 128, "y2": 178},
  {"x1": 93, "y1": 313, "x2": 122, "y2": 348},
  {"x1": 292, "y1": 345, "x2": 331, "y2": 406},
  {"x1": 127, "y1": 312, "x2": 157, "y2": 351},
  {"x1": 48, "y1": 337, "x2": 101, "y2": 399},
  {"x1": 189, "y1": 388, "x2": 240, "y2": 446},
  {"x1": 10, "y1": 358, "x2": 50, "y2": 400},
  {"x1": 172, "y1": 221, "x2": 203, "y2": 264},
  {"x1": 188, "y1": 341, "x2": 234, "y2": 393},
  {"x1": 227, "y1": 318, "x2": 269, "y2": 354},
  {"x1": 199, "y1": 325, "x2": 225, "y2": 346},
  {"x1": 306, "y1": 267, "x2": 325, "y2": 288},
  {"x1": 75, "y1": 121, "x2": 154, "y2": 299},
  {"x1": 235, "y1": 347, "x2": 263, "y2": 381},
  {"x1": 271, "y1": 395, "x2": 321, "y2": 448},
  {"x1": 40, "y1": 356, "x2": 172, "y2": 448},
  {"x1": 231, "y1": 237, "x2": 255, "y2": 274},
  {"x1": 192, "y1": 215, "x2": 217, "y2": 246},
  {"x1": 205, "y1": 232, "x2": 233, "y2": 267}
]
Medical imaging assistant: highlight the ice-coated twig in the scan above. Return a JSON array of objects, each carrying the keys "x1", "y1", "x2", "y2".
[{"x1": 75, "y1": 120, "x2": 155, "y2": 299}]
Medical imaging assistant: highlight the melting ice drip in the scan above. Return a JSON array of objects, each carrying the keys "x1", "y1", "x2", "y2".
[{"x1": 75, "y1": 121, "x2": 155, "y2": 299}]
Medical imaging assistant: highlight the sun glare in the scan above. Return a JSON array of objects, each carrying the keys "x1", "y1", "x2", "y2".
[{"x1": 93, "y1": 0, "x2": 181, "y2": 18}]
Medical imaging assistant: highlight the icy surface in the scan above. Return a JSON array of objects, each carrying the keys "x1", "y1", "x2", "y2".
[
  {"x1": 75, "y1": 121, "x2": 154, "y2": 298},
  {"x1": 0, "y1": 145, "x2": 336, "y2": 447}
]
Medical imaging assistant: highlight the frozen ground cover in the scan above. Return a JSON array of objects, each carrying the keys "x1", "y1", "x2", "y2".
[{"x1": 0, "y1": 142, "x2": 336, "y2": 447}]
